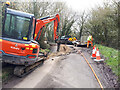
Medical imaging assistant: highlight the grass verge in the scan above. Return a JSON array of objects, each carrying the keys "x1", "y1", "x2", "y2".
[{"x1": 96, "y1": 44, "x2": 119, "y2": 80}]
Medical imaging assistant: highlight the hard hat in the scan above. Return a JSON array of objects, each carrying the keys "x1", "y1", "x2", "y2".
[{"x1": 6, "y1": 1, "x2": 10, "y2": 6}]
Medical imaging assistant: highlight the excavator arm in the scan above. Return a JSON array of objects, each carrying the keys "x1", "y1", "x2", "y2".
[{"x1": 34, "y1": 14, "x2": 60, "y2": 41}]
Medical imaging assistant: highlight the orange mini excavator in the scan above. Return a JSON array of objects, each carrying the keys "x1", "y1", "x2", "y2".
[{"x1": 0, "y1": 2, "x2": 60, "y2": 77}]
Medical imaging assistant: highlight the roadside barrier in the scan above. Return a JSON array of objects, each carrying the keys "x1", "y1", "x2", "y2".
[{"x1": 94, "y1": 48, "x2": 104, "y2": 62}]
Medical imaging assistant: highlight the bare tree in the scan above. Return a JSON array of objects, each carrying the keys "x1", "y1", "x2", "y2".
[{"x1": 77, "y1": 11, "x2": 88, "y2": 40}]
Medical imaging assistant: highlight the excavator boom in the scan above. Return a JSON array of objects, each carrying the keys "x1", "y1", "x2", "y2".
[{"x1": 34, "y1": 14, "x2": 60, "y2": 40}]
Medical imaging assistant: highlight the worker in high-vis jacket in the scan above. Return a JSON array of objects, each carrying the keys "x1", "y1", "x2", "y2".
[{"x1": 87, "y1": 34, "x2": 93, "y2": 48}]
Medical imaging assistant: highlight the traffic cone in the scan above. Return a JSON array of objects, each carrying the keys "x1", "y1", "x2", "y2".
[
  {"x1": 91, "y1": 45, "x2": 96, "y2": 59},
  {"x1": 94, "y1": 45, "x2": 97, "y2": 55},
  {"x1": 94, "y1": 48, "x2": 104, "y2": 62}
]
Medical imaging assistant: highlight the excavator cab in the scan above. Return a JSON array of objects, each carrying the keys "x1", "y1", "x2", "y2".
[
  {"x1": 2, "y1": 8, "x2": 35, "y2": 41},
  {"x1": 1, "y1": 8, "x2": 39, "y2": 66}
]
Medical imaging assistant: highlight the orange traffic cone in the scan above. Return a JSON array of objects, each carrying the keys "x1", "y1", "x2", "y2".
[
  {"x1": 94, "y1": 47, "x2": 104, "y2": 62},
  {"x1": 95, "y1": 45, "x2": 97, "y2": 55},
  {"x1": 91, "y1": 45, "x2": 96, "y2": 58}
]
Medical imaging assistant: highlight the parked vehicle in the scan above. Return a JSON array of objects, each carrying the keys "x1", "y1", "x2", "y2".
[
  {"x1": 72, "y1": 40, "x2": 81, "y2": 47},
  {"x1": 72, "y1": 36, "x2": 91, "y2": 47},
  {"x1": 59, "y1": 35, "x2": 73, "y2": 44}
]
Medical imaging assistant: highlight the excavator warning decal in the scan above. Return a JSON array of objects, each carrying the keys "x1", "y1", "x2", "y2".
[
  {"x1": 35, "y1": 34, "x2": 37, "y2": 37},
  {"x1": 25, "y1": 44, "x2": 29, "y2": 46},
  {"x1": 23, "y1": 37, "x2": 28, "y2": 40},
  {"x1": 30, "y1": 48, "x2": 33, "y2": 50},
  {"x1": 31, "y1": 44, "x2": 36, "y2": 48},
  {"x1": 0, "y1": 39, "x2": 2, "y2": 42},
  {"x1": 26, "y1": 47, "x2": 29, "y2": 50}
]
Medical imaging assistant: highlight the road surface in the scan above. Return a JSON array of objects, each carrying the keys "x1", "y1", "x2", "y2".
[{"x1": 3, "y1": 45, "x2": 102, "y2": 88}]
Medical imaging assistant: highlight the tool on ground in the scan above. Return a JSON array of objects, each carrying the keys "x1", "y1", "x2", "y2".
[{"x1": 94, "y1": 48, "x2": 104, "y2": 62}]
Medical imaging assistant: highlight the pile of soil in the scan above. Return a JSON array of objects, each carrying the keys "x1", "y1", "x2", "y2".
[
  {"x1": 48, "y1": 44, "x2": 71, "y2": 58},
  {"x1": 59, "y1": 44, "x2": 71, "y2": 53}
]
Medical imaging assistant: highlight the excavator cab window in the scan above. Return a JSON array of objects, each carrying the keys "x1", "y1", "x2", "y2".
[
  {"x1": 2, "y1": 8, "x2": 34, "y2": 41},
  {"x1": 3, "y1": 14, "x2": 30, "y2": 40}
]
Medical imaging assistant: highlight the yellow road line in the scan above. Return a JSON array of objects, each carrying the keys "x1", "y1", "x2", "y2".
[{"x1": 80, "y1": 52, "x2": 104, "y2": 90}]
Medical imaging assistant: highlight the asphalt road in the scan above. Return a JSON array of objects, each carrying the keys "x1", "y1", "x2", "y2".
[{"x1": 3, "y1": 45, "x2": 100, "y2": 88}]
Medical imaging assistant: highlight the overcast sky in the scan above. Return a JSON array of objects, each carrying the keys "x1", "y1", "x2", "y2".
[
  {"x1": 62, "y1": 0, "x2": 105, "y2": 12},
  {"x1": 7, "y1": 0, "x2": 109, "y2": 13}
]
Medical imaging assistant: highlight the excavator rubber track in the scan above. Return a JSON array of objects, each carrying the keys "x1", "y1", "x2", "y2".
[{"x1": 14, "y1": 57, "x2": 45, "y2": 77}]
